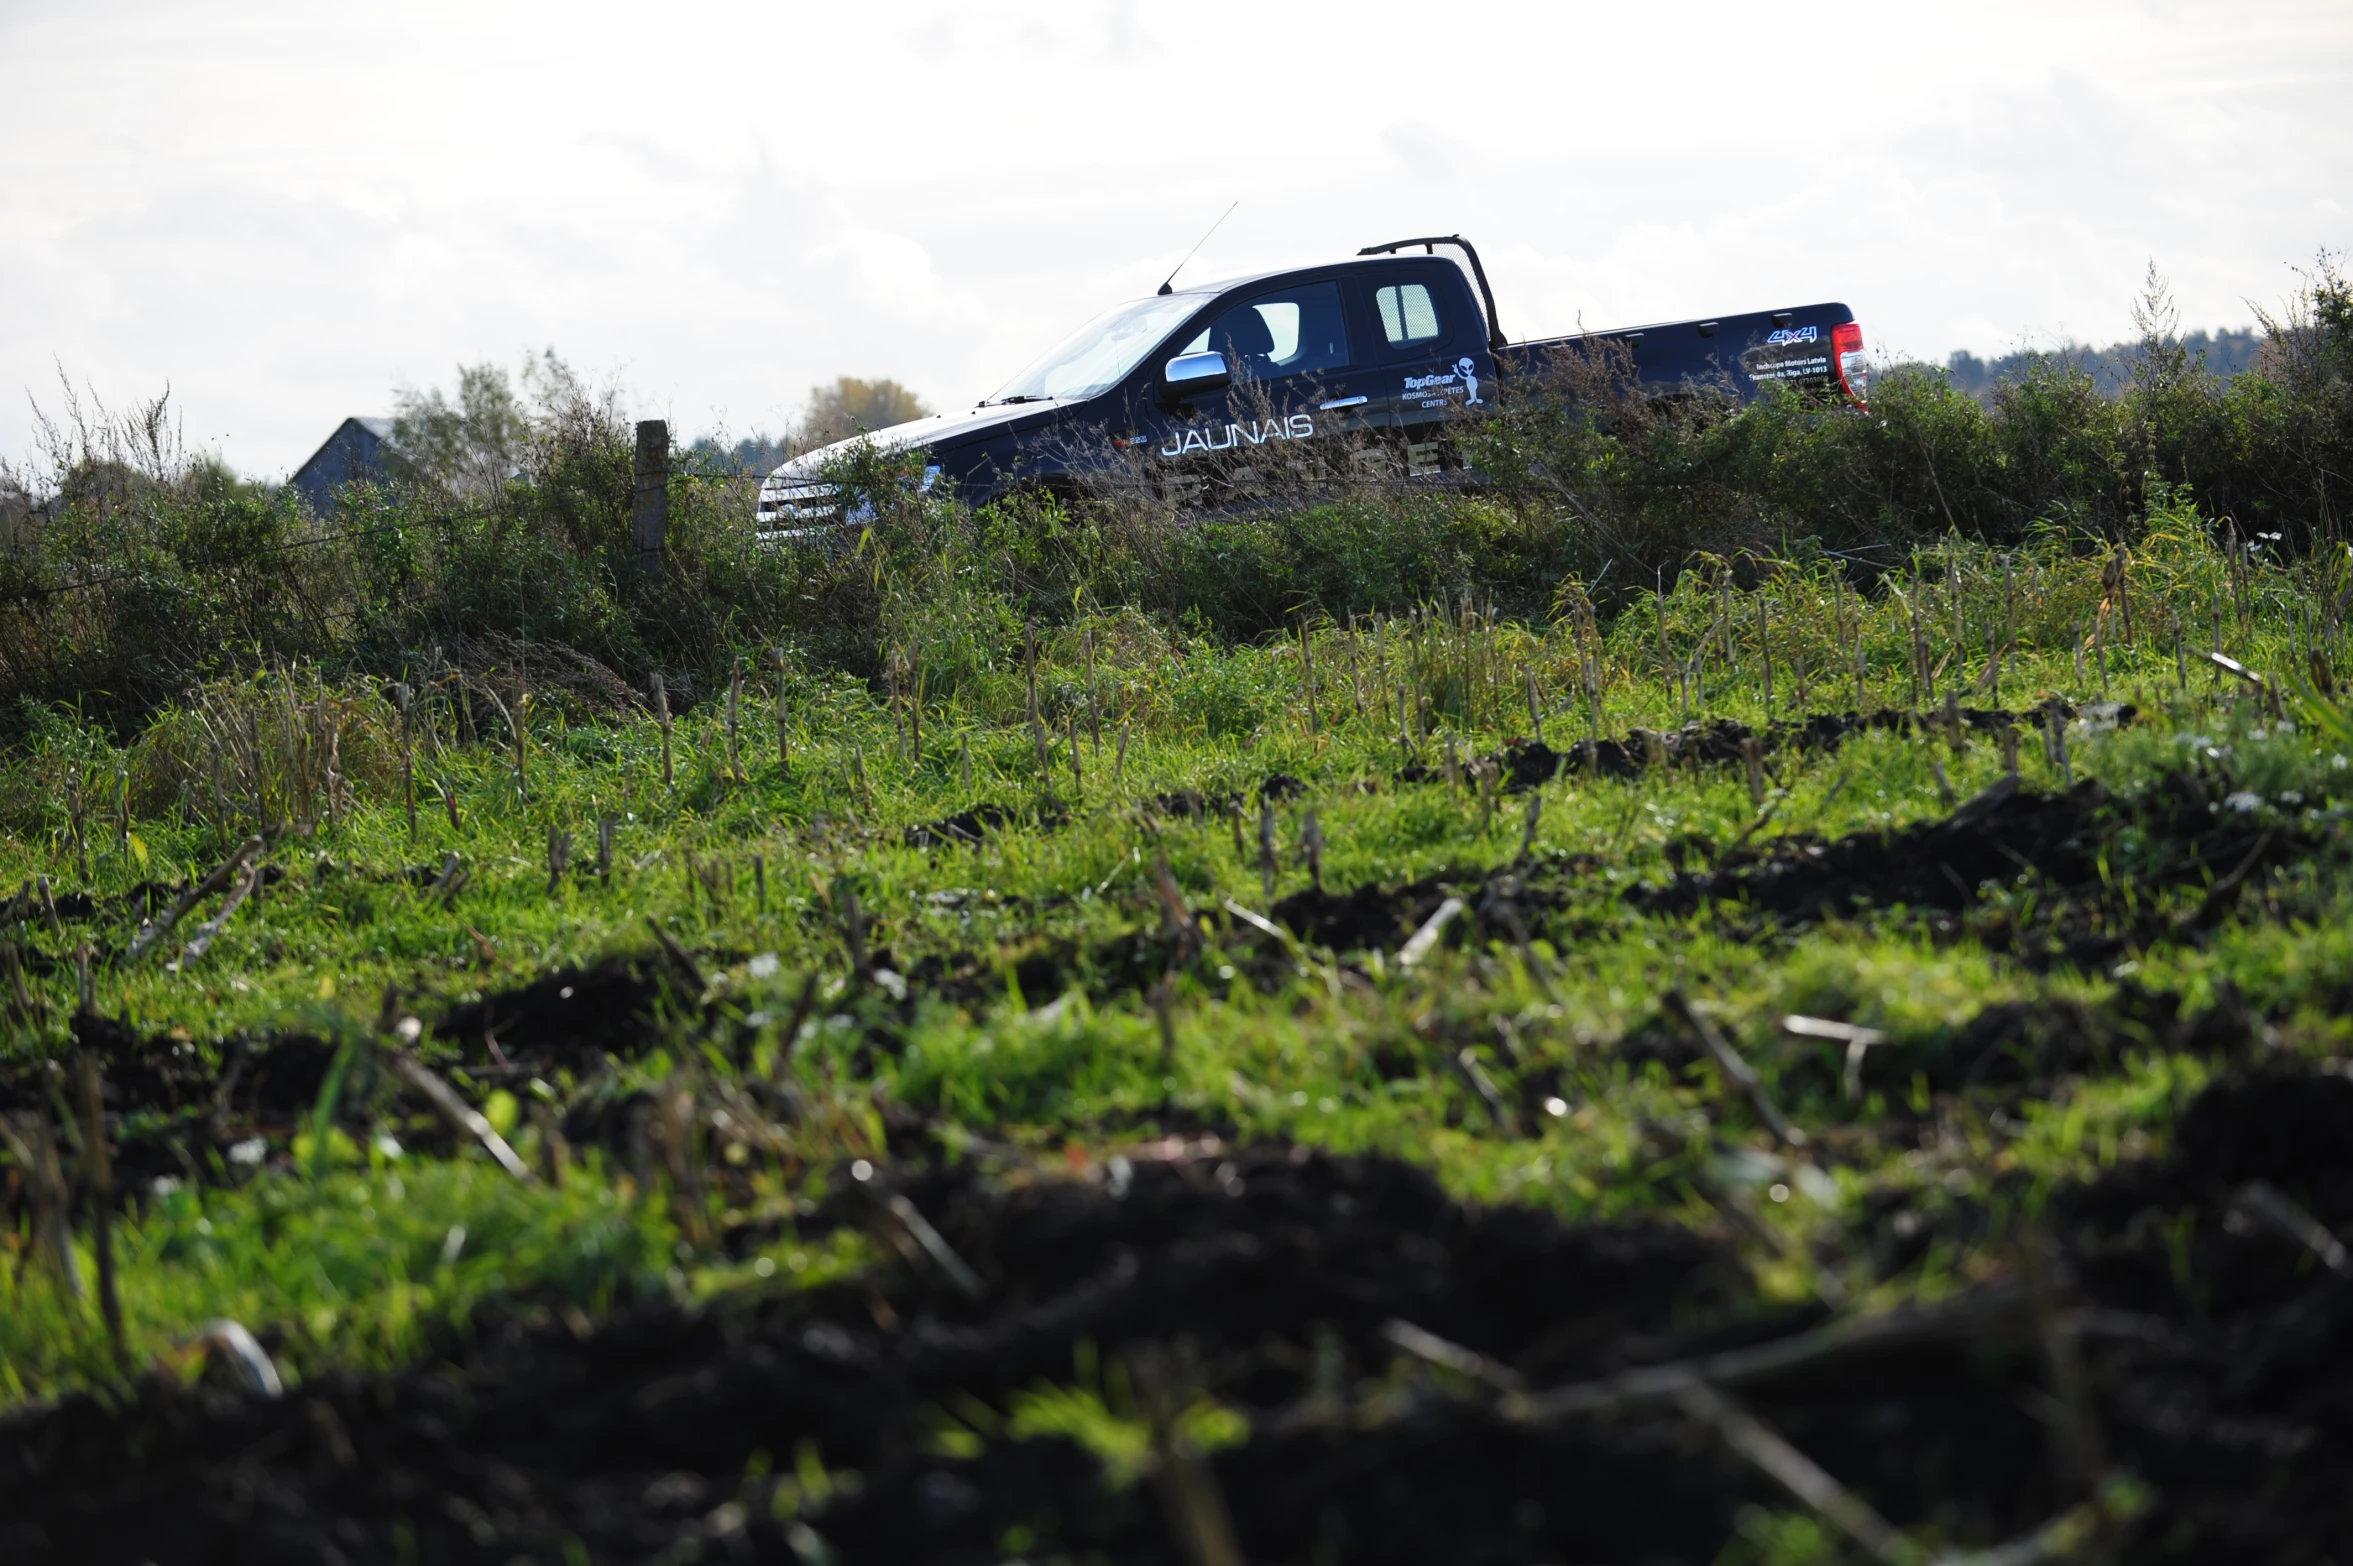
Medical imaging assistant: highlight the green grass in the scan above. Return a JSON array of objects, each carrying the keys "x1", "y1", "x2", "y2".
[
  {"x1": 0, "y1": 1156, "x2": 674, "y2": 1403},
  {"x1": 2, "y1": 523, "x2": 2350, "y2": 1411}
]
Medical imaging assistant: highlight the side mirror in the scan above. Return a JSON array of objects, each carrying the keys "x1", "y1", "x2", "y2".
[{"x1": 1161, "y1": 350, "x2": 1231, "y2": 402}]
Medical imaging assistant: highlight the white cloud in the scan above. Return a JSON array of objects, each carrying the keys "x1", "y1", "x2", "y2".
[{"x1": 1, "y1": 0, "x2": 2348, "y2": 475}]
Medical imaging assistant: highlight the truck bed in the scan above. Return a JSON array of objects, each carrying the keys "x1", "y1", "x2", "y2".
[{"x1": 1500, "y1": 301, "x2": 1863, "y2": 404}]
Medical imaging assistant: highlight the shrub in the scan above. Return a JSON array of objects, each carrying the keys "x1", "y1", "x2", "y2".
[{"x1": 1, "y1": 261, "x2": 2345, "y2": 738}]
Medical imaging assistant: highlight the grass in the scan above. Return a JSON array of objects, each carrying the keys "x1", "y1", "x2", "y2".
[{"x1": 0, "y1": 512, "x2": 2349, "y2": 1428}]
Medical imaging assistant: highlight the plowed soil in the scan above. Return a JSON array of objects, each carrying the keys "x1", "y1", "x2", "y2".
[
  {"x1": 1638, "y1": 770, "x2": 2329, "y2": 963},
  {"x1": 1403, "y1": 703, "x2": 2128, "y2": 790},
  {"x1": 6, "y1": 1045, "x2": 2353, "y2": 1565}
]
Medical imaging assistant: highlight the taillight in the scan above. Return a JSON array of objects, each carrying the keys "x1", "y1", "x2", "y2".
[{"x1": 1833, "y1": 321, "x2": 1868, "y2": 406}]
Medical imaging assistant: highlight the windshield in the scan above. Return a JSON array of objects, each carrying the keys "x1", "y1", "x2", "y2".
[{"x1": 986, "y1": 292, "x2": 1210, "y2": 405}]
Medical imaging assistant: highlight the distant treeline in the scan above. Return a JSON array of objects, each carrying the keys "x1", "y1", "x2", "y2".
[{"x1": 1936, "y1": 328, "x2": 2263, "y2": 400}]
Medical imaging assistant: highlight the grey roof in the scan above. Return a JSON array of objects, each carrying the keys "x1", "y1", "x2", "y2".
[{"x1": 289, "y1": 416, "x2": 394, "y2": 514}]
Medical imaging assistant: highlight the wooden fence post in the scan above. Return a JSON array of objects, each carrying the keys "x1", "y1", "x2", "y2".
[{"x1": 632, "y1": 420, "x2": 669, "y2": 577}]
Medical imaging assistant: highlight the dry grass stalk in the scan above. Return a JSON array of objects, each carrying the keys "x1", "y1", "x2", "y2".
[
  {"x1": 1380, "y1": 1318, "x2": 1526, "y2": 1392},
  {"x1": 1677, "y1": 1378, "x2": 1924, "y2": 1565},
  {"x1": 2230, "y1": 1180, "x2": 2351, "y2": 1273},
  {"x1": 1929, "y1": 756, "x2": 1957, "y2": 809},
  {"x1": 906, "y1": 644, "x2": 924, "y2": 767},
  {"x1": 1256, "y1": 798, "x2": 1276, "y2": 903},
  {"x1": 394, "y1": 683, "x2": 417, "y2": 839},
  {"x1": 379, "y1": 1042, "x2": 533, "y2": 1182},
  {"x1": 2044, "y1": 704, "x2": 2073, "y2": 787},
  {"x1": 652, "y1": 672, "x2": 674, "y2": 791},
  {"x1": 74, "y1": 1054, "x2": 126, "y2": 1365},
  {"x1": 1024, "y1": 621, "x2": 1051, "y2": 784},
  {"x1": 0, "y1": 1113, "x2": 81, "y2": 1298},
  {"x1": 830, "y1": 884, "x2": 870, "y2": 983},
  {"x1": 124, "y1": 831, "x2": 270, "y2": 966},
  {"x1": 1667, "y1": 990, "x2": 1806, "y2": 1148},
  {"x1": 1126, "y1": 1342, "x2": 1246, "y2": 1566},
  {"x1": 726, "y1": 658, "x2": 744, "y2": 782},
  {"x1": 1298, "y1": 619, "x2": 1319, "y2": 739},
  {"x1": 1451, "y1": 1046, "x2": 1515, "y2": 1132},
  {"x1": 1396, "y1": 897, "x2": 1464, "y2": 969},
  {"x1": 773, "y1": 648, "x2": 791, "y2": 777},
  {"x1": 176, "y1": 858, "x2": 263, "y2": 965},
  {"x1": 886, "y1": 1192, "x2": 984, "y2": 1298},
  {"x1": 1781, "y1": 1014, "x2": 1888, "y2": 1101},
  {"x1": 657, "y1": 1088, "x2": 708, "y2": 1247},
  {"x1": 1149, "y1": 857, "x2": 1200, "y2": 956},
  {"x1": 1083, "y1": 626, "x2": 1102, "y2": 751},
  {"x1": 427, "y1": 851, "x2": 468, "y2": 904},
  {"x1": 1148, "y1": 979, "x2": 1178, "y2": 1081}
]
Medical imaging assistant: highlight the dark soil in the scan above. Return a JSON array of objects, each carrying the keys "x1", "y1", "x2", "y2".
[
  {"x1": 1269, "y1": 876, "x2": 1456, "y2": 952},
  {"x1": 2049, "y1": 1061, "x2": 2353, "y2": 1561},
  {"x1": 1637, "y1": 770, "x2": 2328, "y2": 960},
  {"x1": 1402, "y1": 704, "x2": 2128, "y2": 791},
  {"x1": 0, "y1": 961, "x2": 675, "y2": 1199},
  {"x1": 8, "y1": 1045, "x2": 2353, "y2": 1564},
  {"x1": 1146, "y1": 773, "x2": 1309, "y2": 822},
  {"x1": 1621, "y1": 982, "x2": 2264, "y2": 1112},
  {"x1": 0, "y1": 1145, "x2": 1820, "y2": 1566},
  {"x1": 0, "y1": 1013, "x2": 346, "y2": 1194},
  {"x1": 435, "y1": 959, "x2": 670, "y2": 1077},
  {"x1": 903, "y1": 804, "x2": 1018, "y2": 849}
]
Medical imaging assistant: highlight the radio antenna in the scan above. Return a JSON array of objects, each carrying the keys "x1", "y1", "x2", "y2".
[{"x1": 1156, "y1": 202, "x2": 1237, "y2": 295}]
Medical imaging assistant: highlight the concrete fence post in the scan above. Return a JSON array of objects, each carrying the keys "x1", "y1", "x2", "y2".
[{"x1": 632, "y1": 420, "x2": 669, "y2": 577}]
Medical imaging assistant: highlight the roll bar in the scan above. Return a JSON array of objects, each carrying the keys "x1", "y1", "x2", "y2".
[{"x1": 1356, "y1": 234, "x2": 1506, "y2": 352}]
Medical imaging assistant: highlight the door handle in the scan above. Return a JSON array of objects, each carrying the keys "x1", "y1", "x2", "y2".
[{"x1": 1319, "y1": 395, "x2": 1369, "y2": 409}]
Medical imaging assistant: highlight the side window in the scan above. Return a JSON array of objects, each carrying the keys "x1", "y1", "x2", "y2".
[
  {"x1": 1374, "y1": 282, "x2": 1444, "y2": 350},
  {"x1": 1180, "y1": 281, "x2": 1351, "y2": 382}
]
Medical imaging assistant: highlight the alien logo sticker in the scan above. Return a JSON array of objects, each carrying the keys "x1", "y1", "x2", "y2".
[{"x1": 1455, "y1": 356, "x2": 1483, "y2": 406}]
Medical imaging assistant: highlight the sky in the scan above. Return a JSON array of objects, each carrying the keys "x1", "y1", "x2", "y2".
[{"x1": 2, "y1": 0, "x2": 2349, "y2": 479}]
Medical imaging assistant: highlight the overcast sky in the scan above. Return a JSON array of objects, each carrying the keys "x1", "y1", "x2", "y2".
[{"x1": 3, "y1": 0, "x2": 2349, "y2": 478}]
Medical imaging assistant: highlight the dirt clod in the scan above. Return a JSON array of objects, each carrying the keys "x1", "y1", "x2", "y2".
[{"x1": 904, "y1": 804, "x2": 1017, "y2": 849}]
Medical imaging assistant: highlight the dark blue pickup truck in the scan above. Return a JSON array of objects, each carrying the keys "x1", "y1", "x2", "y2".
[{"x1": 756, "y1": 234, "x2": 1866, "y2": 531}]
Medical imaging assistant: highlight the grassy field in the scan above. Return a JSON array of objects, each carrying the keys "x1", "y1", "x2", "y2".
[{"x1": 1, "y1": 487, "x2": 2351, "y2": 1561}]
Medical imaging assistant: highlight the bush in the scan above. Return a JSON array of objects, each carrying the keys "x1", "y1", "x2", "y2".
[
  {"x1": 1459, "y1": 258, "x2": 2353, "y2": 587},
  {"x1": 2, "y1": 260, "x2": 2345, "y2": 738}
]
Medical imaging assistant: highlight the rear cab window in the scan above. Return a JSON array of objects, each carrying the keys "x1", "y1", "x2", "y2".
[
  {"x1": 1355, "y1": 268, "x2": 1465, "y2": 361},
  {"x1": 1374, "y1": 282, "x2": 1445, "y2": 351}
]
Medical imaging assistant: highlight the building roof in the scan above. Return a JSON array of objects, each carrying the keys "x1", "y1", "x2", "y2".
[{"x1": 288, "y1": 416, "x2": 394, "y2": 514}]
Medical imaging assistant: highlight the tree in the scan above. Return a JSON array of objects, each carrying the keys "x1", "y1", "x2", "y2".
[
  {"x1": 389, "y1": 362, "x2": 530, "y2": 496},
  {"x1": 795, "y1": 377, "x2": 931, "y2": 453}
]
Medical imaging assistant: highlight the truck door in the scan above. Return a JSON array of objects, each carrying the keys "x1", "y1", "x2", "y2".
[
  {"x1": 1353, "y1": 268, "x2": 1491, "y2": 475},
  {"x1": 1150, "y1": 279, "x2": 1383, "y2": 500}
]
